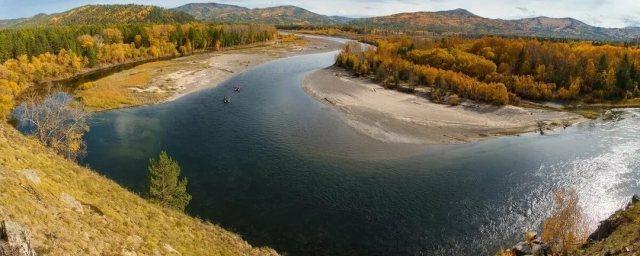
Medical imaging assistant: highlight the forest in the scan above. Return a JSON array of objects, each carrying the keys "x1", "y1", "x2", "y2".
[
  {"x1": 0, "y1": 23, "x2": 277, "y2": 118},
  {"x1": 336, "y1": 36, "x2": 640, "y2": 105}
]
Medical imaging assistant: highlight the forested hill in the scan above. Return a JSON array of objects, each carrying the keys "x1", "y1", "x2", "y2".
[
  {"x1": 1, "y1": 3, "x2": 639, "y2": 41},
  {"x1": 0, "y1": 4, "x2": 194, "y2": 28},
  {"x1": 173, "y1": 3, "x2": 353, "y2": 25},
  {"x1": 349, "y1": 9, "x2": 640, "y2": 41}
]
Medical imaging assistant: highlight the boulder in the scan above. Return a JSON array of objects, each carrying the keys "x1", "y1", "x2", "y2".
[
  {"x1": 60, "y1": 193, "x2": 84, "y2": 214},
  {"x1": 0, "y1": 221, "x2": 37, "y2": 256},
  {"x1": 512, "y1": 241, "x2": 532, "y2": 255},
  {"x1": 19, "y1": 170, "x2": 40, "y2": 185},
  {"x1": 531, "y1": 238, "x2": 550, "y2": 256},
  {"x1": 511, "y1": 232, "x2": 549, "y2": 256}
]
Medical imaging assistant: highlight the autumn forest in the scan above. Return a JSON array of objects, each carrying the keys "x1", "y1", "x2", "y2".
[
  {"x1": 337, "y1": 36, "x2": 640, "y2": 105},
  {"x1": 0, "y1": 23, "x2": 276, "y2": 118}
]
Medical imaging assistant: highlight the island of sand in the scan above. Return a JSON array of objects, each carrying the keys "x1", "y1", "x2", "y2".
[{"x1": 303, "y1": 66, "x2": 586, "y2": 144}]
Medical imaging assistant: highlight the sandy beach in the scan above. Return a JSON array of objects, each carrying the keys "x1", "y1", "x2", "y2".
[
  {"x1": 77, "y1": 35, "x2": 343, "y2": 110},
  {"x1": 303, "y1": 66, "x2": 586, "y2": 144}
]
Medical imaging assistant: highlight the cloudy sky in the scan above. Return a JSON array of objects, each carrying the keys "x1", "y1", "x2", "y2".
[{"x1": 1, "y1": 0, "x2": 639, "y2": 28}]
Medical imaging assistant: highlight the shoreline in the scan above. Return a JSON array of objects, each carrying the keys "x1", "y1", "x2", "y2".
[
  {"x1": 164, "y1": 36, "x2": 344, "y2": 103},
  {"x1": 76, "y1": 35, "x2": 344, "y2": 111},
  {"x1": 303, "y1": 66, "x2": 586, "y2": 145}
]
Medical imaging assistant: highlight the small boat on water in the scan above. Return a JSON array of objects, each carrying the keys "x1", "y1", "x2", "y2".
[
  {"x1": 223, "y1": 96, "x2": 231, "y2": 104},
  {"x1": 234, "y1": 85, "x2": 241, "y2": 92}
]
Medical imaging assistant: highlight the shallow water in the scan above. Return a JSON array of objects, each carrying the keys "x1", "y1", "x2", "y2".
[{"x1": 82, "y1": 44, "x2": 640, "y2": 255}]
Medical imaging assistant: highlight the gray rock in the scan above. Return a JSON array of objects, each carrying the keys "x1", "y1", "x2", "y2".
[
  {"x1": 510, "y1": 232, "x2": 549, "y2": 256},
  {"x1": 531, "y1": 241, "x2": 549, "y2": 256},
  {"x1": 60, "y1": 193, "x2": 83, "y2": 214},
  {"x1": 512, "y1": 241, "x2": 532, "y2": 256},
  {"x1": 19, "y1": 170, "x2": 40, "y2": 185},
  {"x1": 0, "y1": 220, "x2": 37, "y2": 256}
]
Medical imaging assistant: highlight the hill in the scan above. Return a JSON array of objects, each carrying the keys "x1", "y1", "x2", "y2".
[
  {"x1": 174, "y1": 3, "x2": 352, "y2": 25},
  {"x1": 1, "y1": 4, "x2": 194, "y2": 28},
  {"x1": 349, "y1": 9, "x2": 640, "y2": 41},
  {"x1": 0, "y1": 123, "x2": 277, "y2": 255},
  {"x1": 0, "y1": 18, "x2": 27, "y2": 28}
]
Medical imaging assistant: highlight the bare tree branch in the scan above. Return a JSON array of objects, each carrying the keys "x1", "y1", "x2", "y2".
[{"x1": 14, "y1": 91, "x2": 89, "y2": 159}]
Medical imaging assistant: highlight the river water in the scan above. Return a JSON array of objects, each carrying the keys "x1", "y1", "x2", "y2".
[{"x1": 81, "y1": 41, "x2": 640, "y2": 255}]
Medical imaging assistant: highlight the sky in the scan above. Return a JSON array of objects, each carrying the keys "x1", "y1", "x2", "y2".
[{"x1": 0, "y1": 0, "x2": 639, "y2": 28}]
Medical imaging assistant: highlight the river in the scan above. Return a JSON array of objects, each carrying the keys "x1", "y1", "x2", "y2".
[{"x1": 81, "y1": 38, "x2": 640, "y2": 255}]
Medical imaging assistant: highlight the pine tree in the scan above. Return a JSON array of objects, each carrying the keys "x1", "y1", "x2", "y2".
[
  {"x1": 147, "y1": 151, "x2": 191, "y2": 211},
  {"x1": 615, "y1": 54, "x2": 634, "y2": 93},
  {"x1": 597, "y1": 54, "x2": 608, "y2": 72},
  {"x1": 515, "y1": 47, "x2": 527, "y2": 75},
  {"x1": 85, "y1": 47, "x2": 98, "y2": 67}
]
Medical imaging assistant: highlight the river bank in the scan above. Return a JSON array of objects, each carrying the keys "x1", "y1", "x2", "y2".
[
  {"x1": 76, "y1": 35, "x2": 343, "y2": 111},
  {"x1": 303, "y1": 66, "x2": 586, "y2": 144}
]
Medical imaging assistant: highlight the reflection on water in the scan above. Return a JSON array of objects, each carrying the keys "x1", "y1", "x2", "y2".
[{"x1": 82, "y1": 47, "x2": 640, "y2": 255}]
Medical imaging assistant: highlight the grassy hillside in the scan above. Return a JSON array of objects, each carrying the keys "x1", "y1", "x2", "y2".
[
  {"x1": 0, "y1": 122, "x2": 277, "y2": 255},
  {"x1": 2, "y1": 4, "x2": 194, "y2": 28},
  {"x1": 174, "y1": 3, "x2": 352, "y2": 25}
]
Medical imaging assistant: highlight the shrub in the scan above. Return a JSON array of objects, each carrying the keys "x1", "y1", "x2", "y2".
[
  {"x1": 77, "y1": 82, "x2": 96, "y2": 90},
  {"x1": 508, "y1": 92, "x2": 521, "y2": 106},
  {"x1": 541, "y1": 188, "x2": 589, "y2": 254},
  {"x1": 448, "y1": 94, "x2": 460, "y2": 106}
]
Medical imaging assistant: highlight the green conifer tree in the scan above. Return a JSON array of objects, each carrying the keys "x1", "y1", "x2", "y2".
[{"x1": 147, "y1": 151, "x2": 191, "y2": 211}]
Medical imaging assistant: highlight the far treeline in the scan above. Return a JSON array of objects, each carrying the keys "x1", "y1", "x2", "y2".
[
  {"x1": 336, "y1": 36, "x2": 640, "y2": 105},
  {"x1": 0, "y1": 23, "x2": 277, "y2": 118}
]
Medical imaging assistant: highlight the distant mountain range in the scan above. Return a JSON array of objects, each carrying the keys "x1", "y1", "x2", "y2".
[
  {"x1": 174, "y1": 4, "x2": 639, "y2": 41},
  {"x1": 350, "y1": 8, "x2": 640, "y2": 41},
  {"x1": 1, "y1": 4, "x2": 194, "y2": 27},
  {"x1": 1, "y1": 2, "x2": 639, "y2": 42},
  {"x1": 173, "y1": 3, "x2": 353, "y2": 25}
]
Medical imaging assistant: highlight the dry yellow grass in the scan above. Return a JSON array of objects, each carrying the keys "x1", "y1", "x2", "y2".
[
  {"x1": 0, "y1": 122, "x2": 277, "y2": 255},
  {"x1": 76, "y1": 61, "x2": 172, "y2": 110}
]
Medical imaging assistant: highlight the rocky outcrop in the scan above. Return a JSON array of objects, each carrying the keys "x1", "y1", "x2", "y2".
[
  {"x1": 574, "y1": 195, "x2": 640, "y2": 255},
  {"x1": 504, "y1": 232, "x2": 550, "y2": 256},
  {"x1": 0, "y1": 221, "x2": 36, "y2": 256}
]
